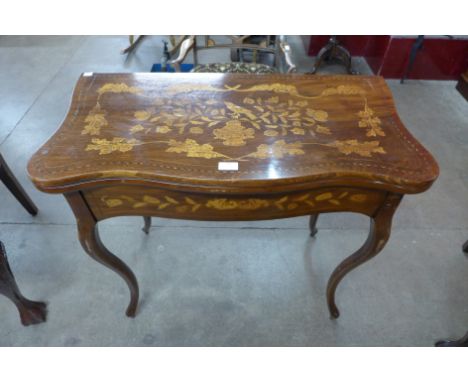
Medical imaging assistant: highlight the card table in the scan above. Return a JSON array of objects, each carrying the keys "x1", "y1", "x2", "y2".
[{"x1": 28, "y1": 73, "x2": 439, "y2": 318}]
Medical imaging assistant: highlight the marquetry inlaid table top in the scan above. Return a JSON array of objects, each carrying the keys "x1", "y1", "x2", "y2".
[
  {"x1": 28, "y1": 73, "x2": 438, "y2": 195},
  {"x1": 27, "y1": 73, "x2": 439, "y2": 320}
]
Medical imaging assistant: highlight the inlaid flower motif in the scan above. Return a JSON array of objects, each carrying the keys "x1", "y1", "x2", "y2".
[
  {"x1": 85, "y1": 137, "x2": 140, "y2": 155},
  {"x1": 224, "y1": 102, "x2": 257, "y2": 120},
  {"x1": 87, "y1": 81, "x2": 388, "y2": 162},
  {"x1": 100, "y1": 191, "x2": 369, "y2": 213},
  {"x1": 134, "y1": 110, "x2": 151, "y2": 121},
  {"x1": 349, "y1": 194, "x2": 367, "y2": 202},
  {"x1": 166, "y1": 139, "x2": 227, "y2": 159},
  {"x1": 316, "y1": 125, "x2": 331, "y2": 135},
  {"x1": 291, "y1": 128, "x2": 305, "y2": 135},
  {"x1": 189, "y1": 126, "x2": 203, "y2": 134},
  {"x1": 82, "y1": 103, "x2": 107, "y2": 136},
  {"x1": 205, "y1": 198, "x2": 270, "y2": 210},
  {"x1": 97, "y1": 83, "x2": 142, "y2": 95},
  {"x1": 320, "y1": 85, "x2": 365, "y2": 97},
  {"x1": 130, "y1": 124, "x2": 145, "y2": 134},
  {"x1": 357, "y1": 104, "x2": 385, "y2": 137},
  {"x1": 103, "y1": 198, "x2": 123, "y2": 207},
  {"x1": 247, "y1": 140, "x2": 305, "y2": 159},
  {"x1": 156, "y1": 126, "x2": 171, "y2": 134},
  {"x1": 266, "y1": 96, "x2": 279, "y2": 104},
  {"x1": 306, "y1": 109, "x2": 328, "y2": 122},
  {"x1": 326, "y1": 139, "x2": 386, "y2": 157},
  {"x1": 264, "y1": 130, "x2": 279, "y2": 137},
  {"x1": 213, "y1": 120, "x2": 255, "y2": 146}
]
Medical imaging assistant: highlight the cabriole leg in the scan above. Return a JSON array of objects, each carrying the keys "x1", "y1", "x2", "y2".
[
  {"x1": 65, "y1": 192, "x2": 139, "y2": 317},
  {"x1": 326, "y1": 193, "x2": 402, "y2": 318}
]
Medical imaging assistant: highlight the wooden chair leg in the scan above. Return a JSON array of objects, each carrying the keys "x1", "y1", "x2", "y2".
[
  {"x1": 435, "y1": 331, "x2": 468, "y2": 347},
  {"x1": 434, "y1": 241, "x2": 468, "y2": 346},
  {"x1": 121, "y1": 35, "x2": 145, "y2": 55},
  {"x1": 65, "y1": 192, "x2": 139, "y2": 317},
  {"x1": 0, "y1": 241, "x2": 47, "y2": 326},
  {"x1": 309, "y1": 214, "x2": 319, "y2": 237},
  {"x1": 142, "y1": 216, "x2": 151, "y2": 234},
  {"x1": 0, "y1": 154, "x2": 38, "y2": 216},
  {"x1": 326, "y1": 193, "x2": 402, "y2": 318}
]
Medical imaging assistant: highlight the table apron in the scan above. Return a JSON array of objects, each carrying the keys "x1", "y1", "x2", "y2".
[{"x1": 81, "y1": 185, "x2": 387, "y2": 221}]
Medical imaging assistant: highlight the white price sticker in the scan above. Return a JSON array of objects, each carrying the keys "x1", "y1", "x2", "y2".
[
  {"x1": 83, "y1": 72, "x2": 93, "y2": 77},
  {"x1": 218, "y1": 162, "x2": 239, "y2": 171}
]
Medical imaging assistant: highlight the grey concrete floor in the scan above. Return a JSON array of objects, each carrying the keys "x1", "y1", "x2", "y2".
[{"x1": 0, "y1": 36, "x2": 467, "y2": 346}]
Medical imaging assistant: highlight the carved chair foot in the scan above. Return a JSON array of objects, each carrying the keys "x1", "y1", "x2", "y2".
[
  {"x1": 326, "y1": 194, "x2": 402, "y2": 318},
  {"x1": 18, "y1": 299, "x2": 47, "y2": 326},
  {"x1": 309, "y1": 214, "x2": 319, "y2": 237},
  {"x1": 435, "y1": 331, "x2": 468, "y2": 347},
  {"x1": 0, "y1": 242, "x2": 47, "y2": 326},
  {"x1": 142, "y1": 216, "x2": 151, "y2": 234}
]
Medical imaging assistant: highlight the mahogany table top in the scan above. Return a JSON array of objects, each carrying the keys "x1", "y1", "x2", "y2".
[{"x1": 28, "y1": 73, "x2": 438, "y2": 195}]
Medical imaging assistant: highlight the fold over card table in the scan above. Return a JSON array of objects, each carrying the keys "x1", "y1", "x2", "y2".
[{"x1": 28, "y1": 73, "x2": 439, "y2": 318}]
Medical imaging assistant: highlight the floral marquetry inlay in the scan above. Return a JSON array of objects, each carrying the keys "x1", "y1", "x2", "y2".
[
  {"x1": 78, "y1": 80, "x2": 390, "y2": 161},
  {"x1": 213, "y1": 120, "x2": 255, "y2": 146},
  {"x1": 81, "y1": 103, "x2": 107, "y2": 136},
  {"x1": 244, "y1": 140, "x2": 305, "y2": 159},
  {"x1": 165, "y1": 139, "x2": 228, "y2": 159},
  {"x1": 85, "y1": 137, "x2": 140, "y2": 155},
  {"x1": 325, "y1": 140, "x2": 386, "y2": 158},
  {"x1": 358, "y1": 103, "x2": 384, "y2": 137},
  {"x1": 97, "y1": 83, "x2": 142, "y2": 96},
  {"x1": 100, "y1": 190, "x2": 369, "y2": 213},
  {"x1": 28, "y1": 74, "x2": 440, "y2": 200}
]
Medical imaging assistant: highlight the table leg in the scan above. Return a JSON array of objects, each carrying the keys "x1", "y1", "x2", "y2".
[
  {"x1": 309, "y1": 214, "x2": 319, "y2": 237},
  {"x1": 142, "y1": 216, "x2": 151, "y2": 234},
  {"x1": 65, "y1": 192, "x2": 139, "y2": 317},
  {"x1": 0, "y1": 241, "x2": 47, "y2": 326},
  {"x1": 326, "y1": 193, "x2": 402, "y2": 318}
]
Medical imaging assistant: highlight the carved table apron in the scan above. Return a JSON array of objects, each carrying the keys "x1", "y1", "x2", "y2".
[{"x1": 27, "y1": 73, "x2": 439, "y2": 318}]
